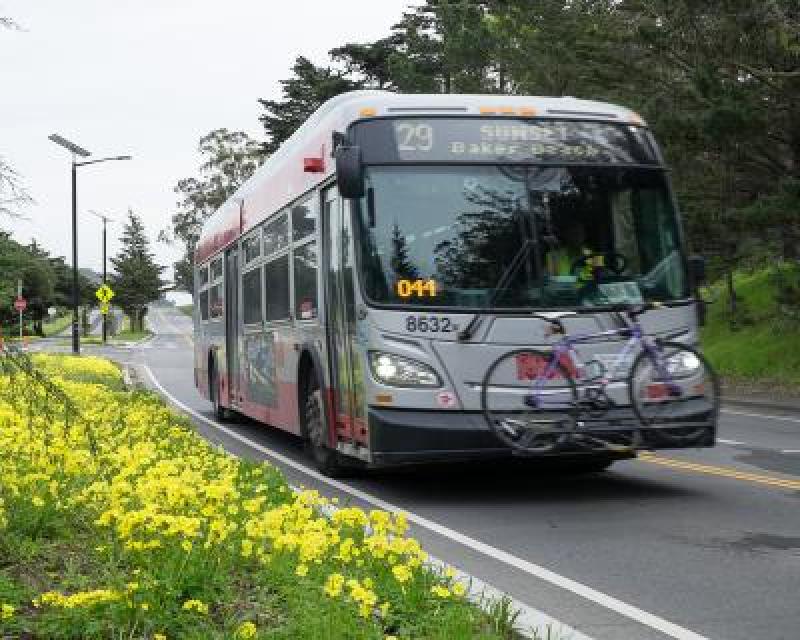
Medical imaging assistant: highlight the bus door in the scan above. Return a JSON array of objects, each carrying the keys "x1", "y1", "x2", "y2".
[
  {"x1": 225, "y1": 247, "x2": 240, "y2": 407},
  {"x1": 323, "y1": 187, "x2": 366, "y2": 446}
]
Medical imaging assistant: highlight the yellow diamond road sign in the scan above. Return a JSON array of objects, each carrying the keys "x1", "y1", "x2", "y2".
[{"x1": 96, "y1": 284, "x2": 114, "y2": 304}]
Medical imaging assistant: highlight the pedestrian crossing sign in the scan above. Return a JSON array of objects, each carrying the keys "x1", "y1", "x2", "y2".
[{"x1": 96, "y1": 284, "x2": 114, "y2": 303}]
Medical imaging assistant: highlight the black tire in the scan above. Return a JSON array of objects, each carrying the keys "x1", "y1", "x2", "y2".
[
  {"x1": 628, "y1": 341, "x2": 719, "y2": 440},
  {"x1": 481, "y1": 348, "x2": 577, "y2": 454},
  {"x1": 302, "y1": 379, "x2": 350, "y2": 478},
  {"x1": 209, "y1": 359, "x2": 232, "y2": 422}
]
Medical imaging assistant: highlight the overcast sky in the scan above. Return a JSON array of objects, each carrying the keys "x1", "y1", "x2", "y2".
[{"x1": 0, "y1": 0, "x2": 413, "y2": 282}]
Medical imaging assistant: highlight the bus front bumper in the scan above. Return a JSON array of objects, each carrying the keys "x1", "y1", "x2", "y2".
[{"x1": 367, "y1": 406, "x2": 716, "y2": 466}]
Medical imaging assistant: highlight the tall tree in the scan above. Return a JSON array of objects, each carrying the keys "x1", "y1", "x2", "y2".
[
  {"x1": 111, "y1": 210, "x2": 165, "y2": 332},
  {"x1": 258, "y1": 56, "x2": 362, "y2": 154},
  {"x1": 330, "y1": 36, "x2": 404, "y2": 89},
  {"x1": 166, "y1": 128, "x2": 263, "y2": 292},
  {"x1": 387, "y1": 0, "x2": 497, "y2": 93}
]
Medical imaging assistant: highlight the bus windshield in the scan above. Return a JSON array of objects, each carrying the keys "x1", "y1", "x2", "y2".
[{"x1": 354, "y1": 165, "x2": 688, "y2": 310}]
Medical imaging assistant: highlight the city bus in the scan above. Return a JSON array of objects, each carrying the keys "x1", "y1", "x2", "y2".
[{"x1": 193, "y1": 90, "x2": 715, "y2": 476}]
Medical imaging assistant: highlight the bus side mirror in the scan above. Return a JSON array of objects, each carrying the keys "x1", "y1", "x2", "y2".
[
  {"x1": 335, "y1": 146, "x2": 365, "y2": 199},
  {"x1": 688, "y1": 255, "x2": 706, "y2": 285}
]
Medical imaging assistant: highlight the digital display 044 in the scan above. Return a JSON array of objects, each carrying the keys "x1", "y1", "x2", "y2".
[{"x1": 396, "y1": 279, "x2": 438, "y2": 298}]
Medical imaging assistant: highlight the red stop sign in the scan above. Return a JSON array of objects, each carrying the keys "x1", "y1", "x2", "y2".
[{"x1": 14, "y1": 297, "x2": 26, "y2": 312}]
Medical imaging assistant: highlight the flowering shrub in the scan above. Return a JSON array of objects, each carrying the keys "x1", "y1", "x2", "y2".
[{"x1": 0, "y1": 352, "x2": 507, "y2": 639}]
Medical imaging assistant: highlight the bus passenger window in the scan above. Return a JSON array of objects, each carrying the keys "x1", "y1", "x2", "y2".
[
  {"x1": 242, "y1": 267, "x2": 263, "y2": 325},
  {"x1": 209, "y1": 284, "x2": 223, "y2": 319},
  {"x1": 291, "y1": 200, "x2": 316, "y2": 241},
  {"x1": 264, "y1": 214, "x2": 289, "y2": 256},
  {"x1": 264, "y1": 255, "x2": 290, "y2": 321},
  {"x1": 293, "y1": 241, "x2": 318, "y2": 320},
  {"x1": 210, "y1": 258, "x2": 223, "y2": 282},
  {"x1": 243, "y1": 233, "x2": 261, "y2": 263},
  {"x1": 199, "y1": 290, "x2": 209, "y2": 321},
  {"x1": 198, "y1": 266, "x2": 209, "y2": 288}
]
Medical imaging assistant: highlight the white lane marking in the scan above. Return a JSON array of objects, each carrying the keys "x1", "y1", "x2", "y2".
[
  {"x1": 722, "y1": 408, "x2": 800, "y2": 424},
  {"x1": 142, "y1": 364, "x2": 709, "y2": 640},
  {"x1": 719, "y1": 438, "x2": 800, "y2": 455}
]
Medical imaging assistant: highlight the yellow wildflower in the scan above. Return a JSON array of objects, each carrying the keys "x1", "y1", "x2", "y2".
[
  {"x1": 431, "y1": 585, "x2": 451, "y2": 598},
  {"x1": 392, "y1": 564, "x2": 412, "y2": 583},
  {"x1": 182, "y1": 599, "x2": 209, "y2": 614},
  {"x1": 235, "y1": 621, "x2": 258, "y2": 639},
  {"x1": 323, "y1": 573, "x2": 345, "y2": 598}
]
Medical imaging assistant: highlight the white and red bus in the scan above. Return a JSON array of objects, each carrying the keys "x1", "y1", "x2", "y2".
[{"x1": 193, "y1": 91, "x2": 714, "y2": 475}]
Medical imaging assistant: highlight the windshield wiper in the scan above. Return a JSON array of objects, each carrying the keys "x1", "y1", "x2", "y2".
[{"x1": 457, "y1": 238, "x2": 535, "y2": 342}]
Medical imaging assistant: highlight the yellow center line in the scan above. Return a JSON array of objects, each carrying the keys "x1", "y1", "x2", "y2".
[{"x1": 638, "y1": 453, "x2": 800, "y2": 491}]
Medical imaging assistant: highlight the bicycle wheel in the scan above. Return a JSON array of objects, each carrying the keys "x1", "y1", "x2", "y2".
[
  {"x1": 628, "y1": 341, "x2": 719, "y2": 439},
  {"x1": 481, "y1": 348, "x2": 578, "y2": 454}
]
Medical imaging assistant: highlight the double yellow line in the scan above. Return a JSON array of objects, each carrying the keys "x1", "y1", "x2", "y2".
[{"x1": 639, "y1": 453, "x2": 800, "y2": 491}]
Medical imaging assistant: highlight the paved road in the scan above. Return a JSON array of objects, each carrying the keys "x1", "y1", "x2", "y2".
[{"x1": 47, "y1": 304, "x2": 800, "y2": 640}]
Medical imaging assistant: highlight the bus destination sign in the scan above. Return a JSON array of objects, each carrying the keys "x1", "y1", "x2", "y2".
[{"x1": 353, "y1": 118, "x2": 659, "y2": 165}]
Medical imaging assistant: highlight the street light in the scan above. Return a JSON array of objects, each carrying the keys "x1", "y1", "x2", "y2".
[
  {"x1": 48, "y1": 133, "x2": 131, "y2": 355},
  {"x1": 87, "y1": 210, "x2": 116, "y2": 343}
]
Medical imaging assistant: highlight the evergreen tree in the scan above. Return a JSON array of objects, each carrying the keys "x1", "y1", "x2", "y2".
[
  {"x1": 389, "y1": 223, "x2": 420, "y2": 280},
  {"x1": 257, "y1": 56, "x2": 362, "y2": 154},
  {"x1": 111, "y1": 210, "x2": 165, "y2": 332}
]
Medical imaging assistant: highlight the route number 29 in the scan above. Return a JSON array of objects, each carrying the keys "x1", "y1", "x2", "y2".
[{"x1": 395, "y1": 122, "x2": 434, "y2": 152}]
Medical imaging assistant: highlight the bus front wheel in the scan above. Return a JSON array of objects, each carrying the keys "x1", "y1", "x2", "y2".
[{"x1": 303, "y1": 381, "x2": 349, "y2": 478}]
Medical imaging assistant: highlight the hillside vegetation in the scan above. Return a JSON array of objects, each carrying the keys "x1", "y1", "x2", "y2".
[{"x1": 701, "y1": 265, "x2": 800, "y2": 389}]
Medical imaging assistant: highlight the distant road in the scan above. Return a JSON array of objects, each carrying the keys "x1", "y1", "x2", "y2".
[{"x1": 37, "y1": 303, "x2": 800, "y2": 640}]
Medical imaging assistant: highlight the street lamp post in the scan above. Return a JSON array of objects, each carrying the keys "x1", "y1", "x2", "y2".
[
  {"x1": 87, "y1": 210, "x2": 115, "y2": 343},
  {"x1": 48, "y1": 134, "x2": 131, "y2": 355}
]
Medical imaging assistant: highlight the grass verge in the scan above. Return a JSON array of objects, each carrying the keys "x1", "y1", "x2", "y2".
[
  {"x1": 177, "y1": 304, "x2": 193, "y2": 317},
  {"x1": 42, "y1": 313, "x2": 73, "y2": 337},
  {"x1": 0, "y1": 351, "x2": 520, "y2": 639},
  {"x1": 701, "y1": 264, "x2": 800, "y2": 391}
]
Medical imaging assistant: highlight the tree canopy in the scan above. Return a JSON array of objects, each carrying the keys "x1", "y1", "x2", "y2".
[{"x1": 111, "y1": 210, "x2": 165, "y2": 331}]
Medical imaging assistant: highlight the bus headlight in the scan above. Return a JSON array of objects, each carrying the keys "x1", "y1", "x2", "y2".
[
  {"x1": 665, "y1": 350, "x2": 701, "y2": 378},
  {"x1": 368, "y1": 351, "x2": 442, "y2": 388}
]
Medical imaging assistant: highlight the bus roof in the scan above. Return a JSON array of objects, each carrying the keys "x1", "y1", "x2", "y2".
[{"x1": 194, "y1": 91, "x2": 644, "y2": 265}]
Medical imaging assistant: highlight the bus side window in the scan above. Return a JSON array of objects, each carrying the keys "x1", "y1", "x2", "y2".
[
  {"x1": 242, "y1": 267, "x2": 263, "y2": 325},
  {"x1": 291, "y1": 198, "x2": 316, "y2": 242},
  {"x1": 209, "y1": 283, "x2": 223, "y2": 319},
  {"x1": 294, "y1": 241, "x2": 318, "y2": 320},
  {"x1": 264, "y1": 255, "x2": 290, "y2": 321}
]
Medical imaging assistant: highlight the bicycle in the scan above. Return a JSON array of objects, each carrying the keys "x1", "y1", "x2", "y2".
[{"x1": 480, "y1": 301, "x2": 720, "y2": 454}]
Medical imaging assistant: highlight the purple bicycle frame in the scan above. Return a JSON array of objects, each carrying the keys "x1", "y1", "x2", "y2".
[{"x1": 528, "y1": 320, "x2": 674, "y2": 410}]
